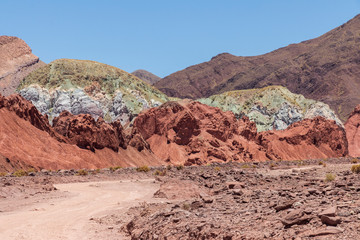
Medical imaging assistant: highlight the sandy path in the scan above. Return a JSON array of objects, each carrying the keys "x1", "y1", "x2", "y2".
[{"x1": 0, "y1": 179, "x2": 159, "y2": 240}]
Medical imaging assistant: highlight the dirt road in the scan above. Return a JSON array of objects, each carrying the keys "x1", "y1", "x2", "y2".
[{"x1": 0, "y1": 179, "x2": 159, "y2": 240}]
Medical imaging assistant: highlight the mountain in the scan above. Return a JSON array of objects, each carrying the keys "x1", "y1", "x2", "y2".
[
  {"x1": 18, "y1": 59, "x2": 169, "y2": 124},
  {"x1": 0, "y1": 36, "x2": 45, "y2": 96},
  {"x1": 198, "y1": 86, "x2": 342, "y2": 132},
  {"x1": 155, "y1": 14, "x2": 360, "y2": 121},
  {"x1": 132, "y1": 69, "x2": 161, "y2": 85}
]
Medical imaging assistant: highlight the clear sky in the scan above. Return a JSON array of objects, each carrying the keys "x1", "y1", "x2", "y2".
[{"x1": 1, "y1": 0, "x2": 359, "y2": 77}]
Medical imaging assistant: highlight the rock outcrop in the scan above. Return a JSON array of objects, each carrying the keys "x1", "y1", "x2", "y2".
[
  {"x1": 53, "y1": 111, "x2": 127, "y2": 152},
  {"x1": 0, "y1": 94, "x2": 162, "y2": 172},
  {"x1": 155, "y1": 14, "x2": 360, "y2": 121},
  {"x1": 198, "y1": 86, "x2": 342, "y2": 131},
  {"x1": 133, "y1": 100, "x2": 348, "y2": 165},
  {"x1": 258, "y1": 117, "x2": 348, "y2": 160},
  {"x1": 18, "y1": 59, "x2": 169, "y2": 124},
  {"x1": 0, "y1": 94, "x2": 65, "y2": 142},
  {"x1": 0, "y1": 36, "x2": 45, "y2": 96},
  {"x1": 132, "y1": 69, "x2": 161, "y2": 85},
  {"x1": 345, "y1": 105, "x2": 360, "y2": 157}
]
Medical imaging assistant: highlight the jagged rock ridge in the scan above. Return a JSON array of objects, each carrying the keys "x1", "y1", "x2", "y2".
[{"x1": 133, "y1": 100, "x2": 348, "y2": 165}]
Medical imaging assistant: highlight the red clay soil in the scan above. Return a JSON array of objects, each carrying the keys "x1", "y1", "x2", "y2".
[
  {"x1": 133, "y1": 100, "x2": 348, "y2": 165},
  {"x1": 345, "y1": 105, "x2": 360, "y2": 157},
  {"x1": 0, "y1": 36, "x2": 45, "y2": 96},
  {"x1": 0, "y1": 94, "x2": 162, "y2": 172}
]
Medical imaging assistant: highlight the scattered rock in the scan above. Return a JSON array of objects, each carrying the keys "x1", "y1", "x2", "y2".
[
  {"x1": 302, "y1": 227, "x2": 344, "y2": 237},
  {"x1": 319, "y1": 206, "x2": 337, "y2": 217},
  {"x1": 321, "y1": 215, "x2": 341, "y2": 226},
  {"x1": 274, "y1": 200, "x2": 295, "y2": 212},
  {"x1": 281, "y1": 209, "x2": 313, "y2": 227}
]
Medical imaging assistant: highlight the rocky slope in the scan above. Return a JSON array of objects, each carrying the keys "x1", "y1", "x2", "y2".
[
  {"x1": 132, "y1": 69, "x2": 161, "y2": 85},
  {"x1": 155, "y1": 14, "x2": 360, "y2": 121},
  {"x1": 198, "y1": 86, "x2": 342, "y2": 131},
  {"x1": 345, "y1": 105, "x2": 360, "y2": 157},
  {"x1": 133, "y1": 100, "x2": 347, "y2": 165},
  {"x1": 18, "y1": 59, "x2": 169, "y2": 124},
  {"x1": 123, "y1": 159, "x2": 360, "y2": 239},
  {"x1": 0, "y1": 94, "x2": 161, "y2": 172},
  {"x1": 0, "y1": 36, "x2": 45, "y2": 96}
]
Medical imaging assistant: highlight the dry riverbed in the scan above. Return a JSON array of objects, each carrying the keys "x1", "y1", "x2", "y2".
[{"x1": 1, "y1": 157, "x2": 360, "y2": 239}]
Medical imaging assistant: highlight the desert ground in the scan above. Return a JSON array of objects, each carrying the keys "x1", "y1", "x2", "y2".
[{"x1": 1, "y1": 157, "x2": 360, "y2": 240}]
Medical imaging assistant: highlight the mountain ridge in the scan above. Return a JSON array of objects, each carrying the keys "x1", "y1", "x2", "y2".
[{"x1": 155, "y1": 14, "x2": 360, "y2": 121}]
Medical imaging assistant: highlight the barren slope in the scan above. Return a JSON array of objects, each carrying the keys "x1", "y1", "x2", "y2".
[
  {"x1": 155, "y1": 14, "x2": 360, "y2": 121},
  {"x1": 0, "y1": 36, "x2": 45, "y2": 96}
]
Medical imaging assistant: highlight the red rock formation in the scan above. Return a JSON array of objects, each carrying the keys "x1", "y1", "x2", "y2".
[
  {"x1": 345, "y1": 105, "x2": 360, "y2": 157},
  {"x1": 0, "y1": 94, "x2": 350, "y2": 171},
  {"x1": 0, "y1": 94, "x2": 162, "y2": 172},
  {"x1": 0, "y1": 94, "x2": 65, "y2": 142},
  {"x1": 52, "y1": 111, "x2": 127, "y2": 152},
  {"x1": 258, "y1": 117, "x2": 348, "y2": 160},
  {"x1": 0, "y1": 36, "x2": 45, "y2": 96},
  {"x1": 133, "y1": 100, "x2": 348, "y2": 165}
]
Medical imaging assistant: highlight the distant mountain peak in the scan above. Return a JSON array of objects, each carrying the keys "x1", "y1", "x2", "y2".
[{"x1": 132, "y1": 69, "x2": 161, "y2": 85}]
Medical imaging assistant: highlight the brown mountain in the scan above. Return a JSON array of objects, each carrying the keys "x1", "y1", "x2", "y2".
[
  {"x1": 132, "y1": 69, "x2": 161, "y2": 85},
  {"x1": 155, "y1": 14, "x2": 360, "y2": 121},
  {"x1": 0, "y1": 36, "x2": 45, "y2": 96}
]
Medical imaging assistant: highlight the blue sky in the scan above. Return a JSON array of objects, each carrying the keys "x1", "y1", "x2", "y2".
[{"x1": 1, "y1": 0, "x2": 359, "y2": 77}]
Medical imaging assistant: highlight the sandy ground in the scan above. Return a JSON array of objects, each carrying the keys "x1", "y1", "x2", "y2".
[{"x1": 0, "y1": 179, "x2": 160, "y2": 240}]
